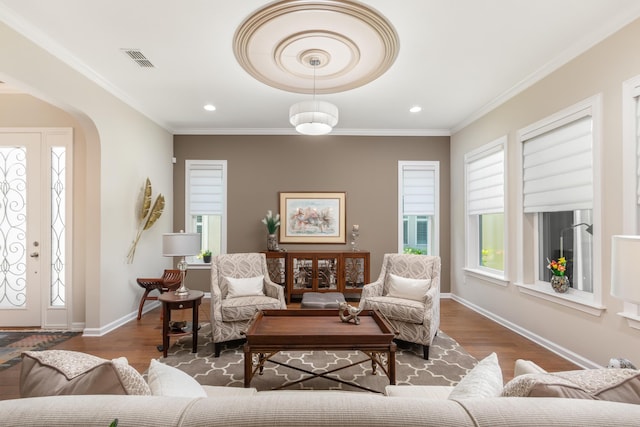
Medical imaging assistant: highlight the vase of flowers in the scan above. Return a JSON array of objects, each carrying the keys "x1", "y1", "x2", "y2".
[
  {"x1": 547, "y1": 257, "x2": 569, "y2": 293},
  {"x1": 262, "y1": 210, "x2": 280, "y2": 251}
]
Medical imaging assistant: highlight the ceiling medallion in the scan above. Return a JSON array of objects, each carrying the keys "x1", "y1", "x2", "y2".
[{"x1": 233, "y1": 0, "x2": 399, "y2": 94}]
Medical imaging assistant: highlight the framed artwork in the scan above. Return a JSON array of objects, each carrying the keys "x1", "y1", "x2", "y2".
[{"x1": 279, "y1": 192, "x2": 346, "y2": 243}]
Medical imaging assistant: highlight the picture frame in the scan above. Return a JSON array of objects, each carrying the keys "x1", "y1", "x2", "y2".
[{"x1": 279, "y1": 192, "x2": 346, "y2": 243}]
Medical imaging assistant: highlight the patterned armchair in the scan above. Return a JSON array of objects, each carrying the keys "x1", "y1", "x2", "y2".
[
  {"x1": 359, "y1": 254, "x2": 440, "y2": 359},
  {"x1": 210, "y1": 253, "x2": 286, "y2": 357}
]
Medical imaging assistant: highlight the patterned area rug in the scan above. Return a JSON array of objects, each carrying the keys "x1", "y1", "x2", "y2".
[
  {"x1": 0, "y1": 330, "x2": 80, "y2": 371},
  {"x1": 161, "y1": 323, "x2": 476, "y2": 393}
]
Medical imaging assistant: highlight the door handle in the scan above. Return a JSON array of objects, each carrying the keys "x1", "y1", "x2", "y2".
[{"x1": 30, "y1": 252, "x2": 39, "y2": 258}]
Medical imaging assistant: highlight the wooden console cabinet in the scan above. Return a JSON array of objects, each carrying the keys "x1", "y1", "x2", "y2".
[{"x1": 264, "y1": 251, "x2": 369, "y2": 303}]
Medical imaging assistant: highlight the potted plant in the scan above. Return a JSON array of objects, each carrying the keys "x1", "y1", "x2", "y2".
[
  {"x1": 262, "y1": 210, "x2": 280, "y2": 251},
  {"x1": 198, "y1": 249, "x2": 212, "y2": 263}
]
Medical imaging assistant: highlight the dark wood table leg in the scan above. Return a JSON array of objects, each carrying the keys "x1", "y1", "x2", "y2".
[
  {"x1": 389, "y1": 345, "x2": 396, "y2": 385},
  {"x1": 162, "y1": 302, "x2": 170, "y2": 358},
  {"x1": 191, "y1": 299, "x2": 199, "y2": 353},
  {"x1": 243, "y1": 344, "x2": 252, "y2": 388}
]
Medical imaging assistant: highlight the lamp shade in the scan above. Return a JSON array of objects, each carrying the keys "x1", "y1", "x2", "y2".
[
  {"x1": 289, "y1": 100, "x2": 339, "y2": 135},
  {"x1": 162, "y1": 232, "x2": 201, "y2": 256},
  {"x1": 611, "y1": 235, "x2": 640, "y2": 304}
]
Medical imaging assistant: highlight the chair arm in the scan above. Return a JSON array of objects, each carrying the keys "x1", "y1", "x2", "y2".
[
  {"x1": 264, "y1": 279, "x2": 286, "y2": 308},
  {"x1": 422, "y1": 284, "x2": 440, "y2": 325},
  {"x1": 359, "y1": 280, "x2": 384, "y2": 309}
]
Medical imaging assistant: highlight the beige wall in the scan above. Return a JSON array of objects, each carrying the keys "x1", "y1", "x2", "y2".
[
  {"x1": 0, "y1": 21, "x2": 174, "y2": 331},
  {"x1": 451, "y1": 18, "x2": 640, "y2": 366},
  {"x1": 173, "y1": 134, "x2": 451, "y2": 294}
]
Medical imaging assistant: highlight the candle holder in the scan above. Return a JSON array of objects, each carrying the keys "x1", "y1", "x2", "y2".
[{"x1": 350, "y1": 225, "x2": 360, "y2": 252}]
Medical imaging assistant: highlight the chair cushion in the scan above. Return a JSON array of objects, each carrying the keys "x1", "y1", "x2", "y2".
[
  {"x1": 20, "y1": 350, "x2": 151, "y2": 397},
  {"x1": 225, "y1": 275, "x2": 265, "y2": 299},
  {"x1": 364, "y1": 296, "x2": 425, "y2": 324},
  {"x1": 221, "y1": 295, "x2": 283, "y2": 321},
  {"x1": 387, "y1": 273, "x2": 431, "y2": 302}
]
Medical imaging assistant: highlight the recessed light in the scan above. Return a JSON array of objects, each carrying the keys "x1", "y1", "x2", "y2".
[
  {"x1": 409, "y1": 106, "x2": 422, "y2": 113},
  {"x1": 203, "y1": 104, "x2": 216, "y2": 111}
]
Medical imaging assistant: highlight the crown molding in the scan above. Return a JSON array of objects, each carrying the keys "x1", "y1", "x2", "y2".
[
  {"x1": 451, "y1": 5, "x2": 640, "y2": 135},
  {"x1": 173, "y1": 127, "x2": 450, "y2": 137},
  {"x1": 0, "y1": 4, "x2": 172, "y2": 131}
]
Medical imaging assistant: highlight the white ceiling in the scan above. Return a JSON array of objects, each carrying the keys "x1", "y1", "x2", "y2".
[{"x1": 1, "y1": 0, "x2": 640, "y2": 136}]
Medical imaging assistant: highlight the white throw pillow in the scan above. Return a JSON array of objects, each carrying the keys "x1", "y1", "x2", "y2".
[
  {"x1": 448, "y1": 352, "x2": 503, "y2": 400},
  {"x1": 386, "y1": 273, "x2": 431, "y2": 302},
  {"x1": 225, "y1": 275, "x2": 265, "y2": 298},
  {"x1": 147, "y1": 359, "x2": 207, "y2": 398}
]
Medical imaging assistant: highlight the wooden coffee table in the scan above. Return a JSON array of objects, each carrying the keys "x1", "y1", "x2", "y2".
[{"x1": 243, "y1": 309, "x2": 397, "y2": 392}]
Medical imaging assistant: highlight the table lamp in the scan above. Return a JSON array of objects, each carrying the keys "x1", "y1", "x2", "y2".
[
  {"x1": 610, "y1": 235, "x2": 640, "y2": 304},
  {"x1": 162, "y1": 231, "x2": 200, "y2": 296}
]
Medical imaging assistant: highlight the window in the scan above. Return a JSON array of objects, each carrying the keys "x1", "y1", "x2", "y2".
[
  {"x1": 537, "y1": 210, "x2": 593, "y2": 292},
  {"x1": 516, "y1": 95, "x2": 602, "y2": 314},
  {"x1": 622, "y1": 75, "x2": 640, "y2": 233},
  {"x1": 185, "y1": 160, "x2": 227, "y2": 263},
  {"x1": 398, "y1": 161, "x2": 439, "y2": 255},
  {"x1": 465, "y1": 137, "x2": 506, "y2": 277},
  {"x1": 618, "y1": 75, "x2": 640, "y2": 328}
]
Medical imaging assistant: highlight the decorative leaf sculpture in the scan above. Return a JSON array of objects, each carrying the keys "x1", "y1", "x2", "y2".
[{"x1": 126, "y1": 178, "x2": 164, "y2": 263}]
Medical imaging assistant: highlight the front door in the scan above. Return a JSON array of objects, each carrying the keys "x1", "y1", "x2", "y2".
[{"x1": 0, "y1": 128, "x2": 72, "y2": 328}]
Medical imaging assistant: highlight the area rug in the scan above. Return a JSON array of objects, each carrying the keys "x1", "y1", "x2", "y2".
[
  {"x1": 0, "y1": 330, "x2": 80, "y2": 371},
  {"x1": 160, "y1": 323, "x2": 476, "y2": 393}
]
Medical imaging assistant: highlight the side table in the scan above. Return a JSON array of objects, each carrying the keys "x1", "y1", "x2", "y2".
[{"x1": 158, "y1": 290, "x2": 204, "y2": 358}]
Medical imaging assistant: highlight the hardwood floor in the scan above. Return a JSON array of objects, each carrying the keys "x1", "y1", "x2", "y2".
[{"x1": 0, "y1": 298, "x2": 578, "y2": 400}]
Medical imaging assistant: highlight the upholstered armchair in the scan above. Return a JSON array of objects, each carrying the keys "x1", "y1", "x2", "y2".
[
  {"x1": 359, "y1": 253, "x2": 440, "y2": 360},
  {"x1": 210, "y1": 253, "x2": 286, "y2": 357}
]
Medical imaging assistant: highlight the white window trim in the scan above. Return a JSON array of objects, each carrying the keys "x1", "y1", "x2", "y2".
[
  {"x1": 617, "y1": 75, "x2": 640, "y2": 328},
  {"x1": 398, "y1": 161, "x2": 439, "y2": 256},
  {"x1": 464, "y1": 135, "x2": 508, "y2": 283},
  {"x1": 515, "y1": 94, "x2": 605, "y2": 316},
  {"x1": 185, "y1": 159, "x2": 227, "y2": 268}
]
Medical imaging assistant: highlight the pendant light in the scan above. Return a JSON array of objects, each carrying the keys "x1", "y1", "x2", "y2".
[{"x1": 289, "y1": 57, "x2": 339, "y2": 135}]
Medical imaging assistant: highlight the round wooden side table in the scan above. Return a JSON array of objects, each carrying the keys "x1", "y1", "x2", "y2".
[{"x1": 158, "y1": 290, "x2": 204, "y2": 358}]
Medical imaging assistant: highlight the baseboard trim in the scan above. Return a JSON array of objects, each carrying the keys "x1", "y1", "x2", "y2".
[{"x1": 450, "y1": 294, "x2": 600, "y2": 369}]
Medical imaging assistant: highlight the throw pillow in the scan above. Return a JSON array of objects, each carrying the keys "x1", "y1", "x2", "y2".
[
  {"x1": 448, "y1": 352, "x2": 503, "y2": 400},
  {"x1": 225, "y1": 275, "x2": 265, "y2": 299},
  {"x1": 501, "y1": 368, "x2": 640, "y2": 404},
  {"x1": 20, "y1": 350, "x2": 151, "y2": 397},
  {"x1": 386, "y1": 273, "x2": 431, "y2": 302},
  {"x1": 147, "y1": 359, "x2": 207, "y2": 398}
]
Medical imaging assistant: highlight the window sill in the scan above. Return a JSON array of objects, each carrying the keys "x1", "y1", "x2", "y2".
[
  {"x1": 514, "y1": 281, "x2": 605, "y2": 316},
  {"x1": 463, "y1": 268, "x2": 509, "y2": 287},
  {"x1": 617, "y1": 311, "x2": 640, "y2": 330},
  {"x1": 187, "y1": 263, "x2": 211, "y2": 270}
]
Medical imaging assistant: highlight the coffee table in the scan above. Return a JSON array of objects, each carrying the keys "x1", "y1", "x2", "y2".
[{"x1": 243, "y1": 309, "x2": 397, "y2": 392}]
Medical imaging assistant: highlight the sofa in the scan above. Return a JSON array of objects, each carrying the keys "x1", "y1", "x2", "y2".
[{"x1": 2, "y1": 350, "x2": 640, "y2": 426}]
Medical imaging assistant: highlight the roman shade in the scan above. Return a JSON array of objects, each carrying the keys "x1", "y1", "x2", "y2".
[
  {"x1": 522, "y1": 115, "x2": 593, "y2": 213},
  {"x1": 466, "y1": 146, "x2": 504, "y2": 216},
  {"x1": 187, "y1": 161, "x2": 224, "y2": 215},
  {"x1": 402, "y1": 165, "x2": 436, "y2": 216}
]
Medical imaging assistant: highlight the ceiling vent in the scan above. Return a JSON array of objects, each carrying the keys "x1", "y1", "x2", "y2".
[{"x1": 121, "y1": 49, "x2": 155, "y2": 68}]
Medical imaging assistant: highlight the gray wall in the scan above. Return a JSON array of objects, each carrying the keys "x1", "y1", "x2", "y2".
[{"x1": 173, "y1": 134, "x2": 450, "y2": 294}]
